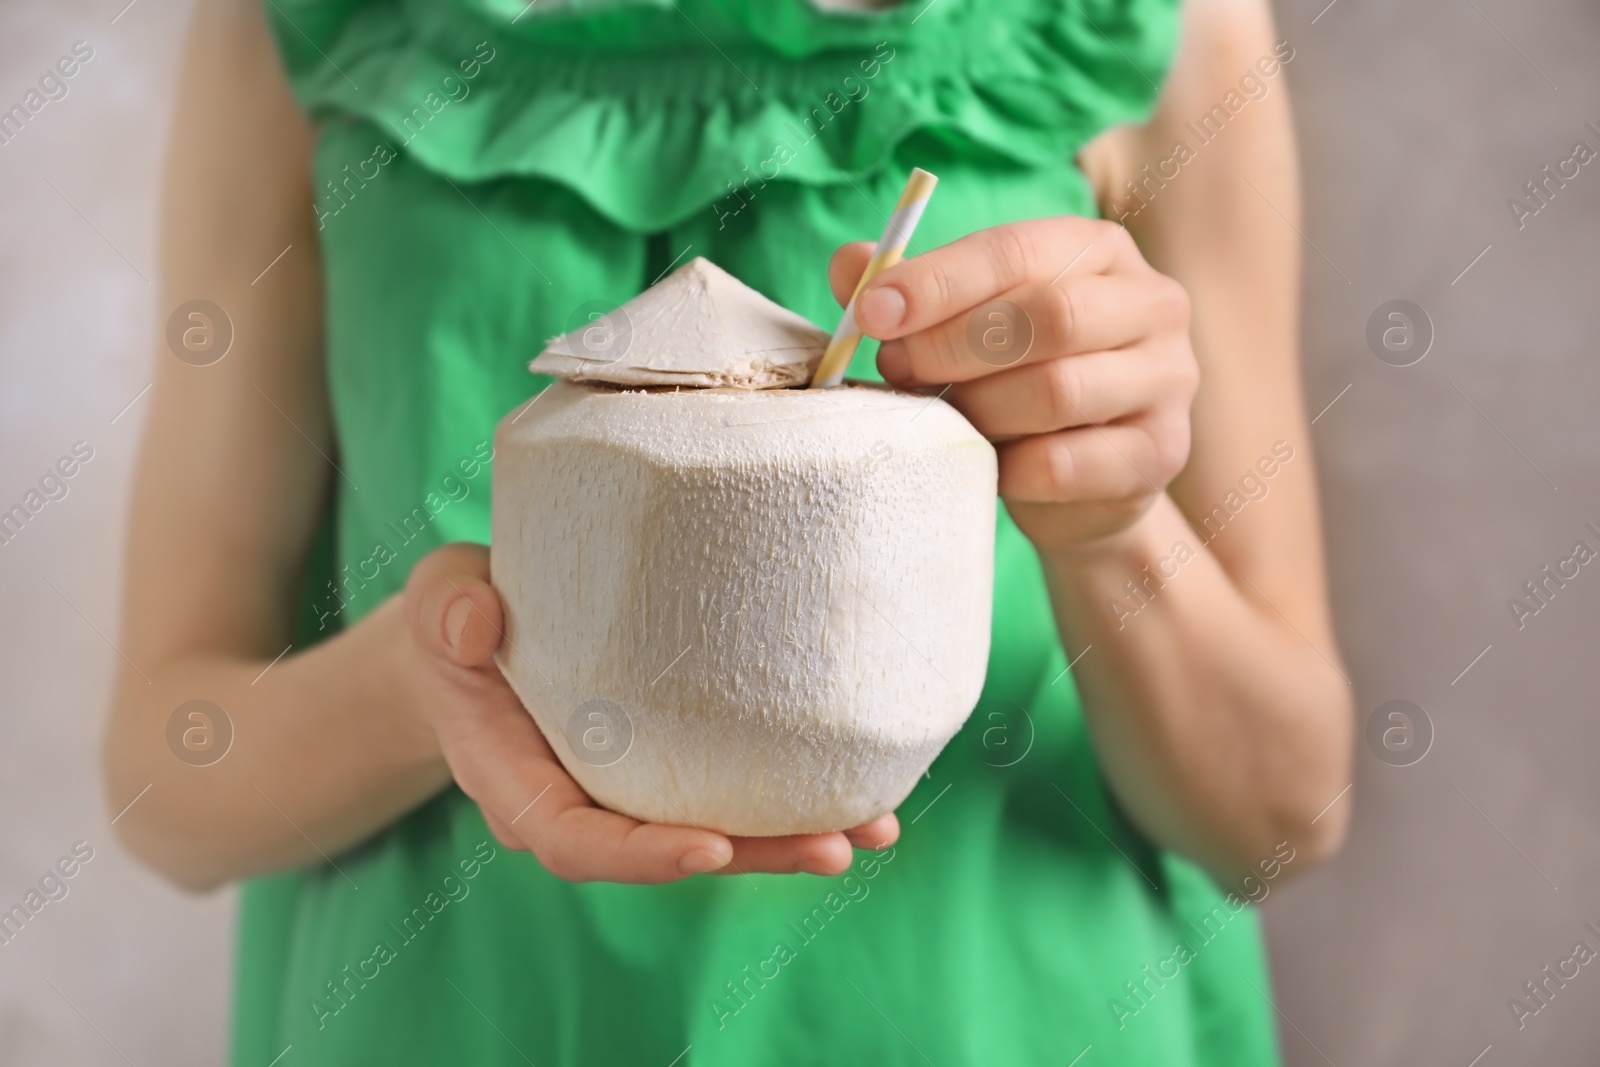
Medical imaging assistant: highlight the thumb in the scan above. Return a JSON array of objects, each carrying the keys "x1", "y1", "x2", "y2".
[
  {"x1": 827, "y1": 241, "x2": 876, "y2": 308},
  {"x1": 405, "y1": 542, "x2": 505, "y2": 668}
]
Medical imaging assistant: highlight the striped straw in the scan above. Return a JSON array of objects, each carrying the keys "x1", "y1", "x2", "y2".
[{"x1": 808, "y1": 167, "x2": 938, "y2": 388}]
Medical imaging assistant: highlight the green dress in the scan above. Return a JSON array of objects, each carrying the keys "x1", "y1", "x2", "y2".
[{"x1": 247, "y1": 1, "x2": 1281, "y2": 1063}]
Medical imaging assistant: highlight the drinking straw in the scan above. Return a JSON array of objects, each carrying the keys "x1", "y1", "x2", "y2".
[{"x1": 808, "y1": 167, "x2": 938, "y2": 388}]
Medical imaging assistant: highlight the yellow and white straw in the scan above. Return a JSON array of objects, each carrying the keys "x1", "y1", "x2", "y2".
[{"x1": 808, "y1": 167, "x2": 938, "y2": 388}]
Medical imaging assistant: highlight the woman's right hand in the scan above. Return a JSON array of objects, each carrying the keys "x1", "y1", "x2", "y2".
[
  {"x1": 110, "y1": 0, "x2": 895, "y2": 891},
  {"x1": 398, "y1": 543, "x2": 900, "y2": 884}
]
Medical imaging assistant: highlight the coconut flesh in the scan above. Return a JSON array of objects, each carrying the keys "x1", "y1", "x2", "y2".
[{"x1": 491, "y1": 258, "x2": 997, "y2": 836}]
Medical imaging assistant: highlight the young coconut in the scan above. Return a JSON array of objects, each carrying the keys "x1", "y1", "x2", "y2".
[{"x1": 491, "y1": 258, "x2": 997, "y2": 836}]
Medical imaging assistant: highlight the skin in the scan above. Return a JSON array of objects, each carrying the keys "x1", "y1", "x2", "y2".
[{"x1": 106, "y1": 0, "x2": 1349, "y2": 893}]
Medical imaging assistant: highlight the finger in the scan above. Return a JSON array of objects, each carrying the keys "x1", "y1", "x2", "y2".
[
  {"x1": 945, "y1": 346, "x2": 1193, "y2": 438},
  {"x1": 879, "y1": 273, "x2": 1188, "y2": 387},
  {"x1": 540, "y1": 806, "x2": 735, "y2": 884},
  {"x1": 843, "y1": 812, "x2": 900, "y2": 850},
  {"x1": 710, "y1": 812, "x2": 900, "y2": 877},
  {"x1": 481, "y1": 808, "x2": 525, "y2": 852},
  {"x1": 716, "y1": 833, "x2": 857, "y2": 877},
  {"x1": 437, "y1": 680, "x2": 733, "y2": 883},
  {"x1": 997, "y1": 415, "x2": 1191, "y2": 505},
  {"x1": 855, "y1": 217, "x2": 1143, "y2": 341},
  {"x1": 407, "y1": 543, "x2": 504, "y2": 667},
  {"x1": 827, "y1": 241, "x2": 877, "y2": 308},
  {"x1": 462, "y1": 745, "x2": 735, "y2": 885}
]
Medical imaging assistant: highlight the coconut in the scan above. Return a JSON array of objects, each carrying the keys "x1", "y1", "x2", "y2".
[{"x1": 491, "y1": 258, "x2": 997, "y2": 836}]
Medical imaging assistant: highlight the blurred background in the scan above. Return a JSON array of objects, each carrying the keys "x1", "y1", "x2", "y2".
[{"x1": 2, "y1": 0, "x2": 1597, "y2": 1063}]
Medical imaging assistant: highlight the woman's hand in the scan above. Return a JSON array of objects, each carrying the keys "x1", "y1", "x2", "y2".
[
  {"x1": 831, "y1": 211, "x2": 1350, "y2": 881},
  {"x1": 398, "y1": 544, "x2": 899, "y2": 885},
  {"x1": 831, "y1": 218, "x2": 1198, "y2": 557}
]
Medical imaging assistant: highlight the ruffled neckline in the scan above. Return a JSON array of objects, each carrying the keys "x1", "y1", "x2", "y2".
[{"x1": 268, "y1": 0, "x2": 1180, "y2": 230}]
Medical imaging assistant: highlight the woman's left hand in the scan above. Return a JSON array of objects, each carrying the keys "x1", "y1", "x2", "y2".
[{"x1": 831, "y1": 217, "x2": 1198, "y2": 556}]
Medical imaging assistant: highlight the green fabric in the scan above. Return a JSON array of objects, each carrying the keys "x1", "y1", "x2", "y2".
[{"x1": 241, "y1": 1, "x2": 1281, "y2": 1063}]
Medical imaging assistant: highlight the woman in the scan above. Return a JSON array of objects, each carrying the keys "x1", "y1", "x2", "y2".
[{"x1": 107, "y1": 0, "x2": 1352, "y2": 1062}]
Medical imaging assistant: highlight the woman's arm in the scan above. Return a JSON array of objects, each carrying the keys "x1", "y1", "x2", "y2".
[
  {"x1": 108, "y1": 0, "x2": 895, "y2": 890},
  {"x1": 1065, "y1": 0, "x2": 1352, "y2": 881},
  {"x1": 840, "y1": 0, "x2": 1351, "y2": 885},
  {"x1": 105, "y1": 0, "x2": 452, "y2": 888}
]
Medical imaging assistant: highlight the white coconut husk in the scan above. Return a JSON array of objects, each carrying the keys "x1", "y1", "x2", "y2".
[
  {"x1": 493, "y1": 383, "x2": 996, "y2": 835},
  {"x1": 494, "y1": 257, "x2": 998, "y2": 836}
]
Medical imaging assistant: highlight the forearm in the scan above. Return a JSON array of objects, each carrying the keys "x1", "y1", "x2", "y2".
[
  {"x1": 106, "y1": 596, "x2": 450, "y2": 890},
  {"x1": 1041, "y1": 495, "x2": 1352, "y2": 882}
]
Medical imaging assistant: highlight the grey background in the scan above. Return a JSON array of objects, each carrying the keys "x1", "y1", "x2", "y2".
[
  {"x1": 0, "y1": 2, "x2": 233, "y2": 1066},
  {"x1": 0, "y1": 0, "x2": 1595, "y2": 1064},
  {"x1": 1264, "y1": 2, "x2": 1600, "y2": 1066}
]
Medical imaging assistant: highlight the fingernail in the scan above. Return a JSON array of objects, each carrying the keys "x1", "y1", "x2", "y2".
[
  {"x1": 876, "y1": 339, "x2": 909, "y2": 383},
  {"x1": 858, "y1": 286, "x2": 906, "y2": 334},
  {"x1": 681, "y1": 849, "x2": 725, "y2": 875},
  {"x1": 444, "y1": 597, "x2": 472, "y2": 650}
]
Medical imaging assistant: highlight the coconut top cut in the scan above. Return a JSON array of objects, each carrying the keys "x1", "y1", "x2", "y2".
[{"x1": 529, "y1": 257, "x2": 829, "y2": 390}]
